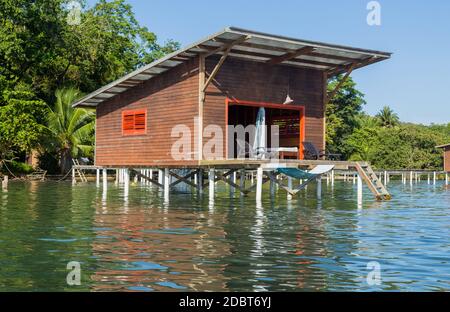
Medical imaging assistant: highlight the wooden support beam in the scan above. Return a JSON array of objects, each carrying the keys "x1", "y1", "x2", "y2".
[
  {"x1": 216, "y1": 173, "x2": 250, "y2": 195},
  {"x1": 198, "y1": 54, "x2": 205, "y2": 161},
  {"x1": 130, "y1": 169, "x2": 163, "y2": 188},
  {"x1": 202, "y1": 36, "x2": 251, "y2": 92},
  {"x1": 326, "y1": 62, "x2": 356, "y2": 104},
  {"x1": 204, "y1": 35, "x2": 251, "y2": 58},
  {"x1": 169, "y1": 170, "x2": 198, "y2": 188},
  {"x1": 203, "y1": 48, "x2": 231, "y2": 92},
  {"x1": 267, "y1": 46, "x2": 315, "y2": 65},
  {"x1": 203, "y1": 169, "x2": 237, "y2": 188}
]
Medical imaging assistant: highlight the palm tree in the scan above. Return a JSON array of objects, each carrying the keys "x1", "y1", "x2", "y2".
[
  {"x1": 46, "y1": 88, "x2": 95, "y2": 173},
  {"x1": 376, "y1": 106, "x2": 400, "y2": 128}
]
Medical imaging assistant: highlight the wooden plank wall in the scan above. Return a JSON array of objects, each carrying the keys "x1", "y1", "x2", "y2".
[
  {"x1": 445, "y1": 148, "x2": 450, "y2": 172},
  {"x1": 95, "y1": 59, "x2": 199, "y2": 166},
  {"x1": 203, "y1": 56, "x2": 326, "y2": 158}
]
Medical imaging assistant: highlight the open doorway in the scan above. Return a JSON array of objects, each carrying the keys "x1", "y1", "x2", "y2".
[{"x1": 226, "y1": 99, "x2": 305, "y2": 159}]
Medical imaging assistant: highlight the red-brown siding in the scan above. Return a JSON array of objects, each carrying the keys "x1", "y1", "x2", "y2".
[
  {"x1": 95, "y1": 59, "x2": 199, "y2": 166},
  {"x1": 203, "y1": 57, "x2": 326, "y2": 157},
  {"x1": 444, "y1": 147, "x2": 450, "y2": 172},
  {"x1": 94, "y1": 56, "x2": 326, "y2": 166}
]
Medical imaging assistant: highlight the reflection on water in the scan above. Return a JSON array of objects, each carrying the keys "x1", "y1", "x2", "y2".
[{"x1": 0, "y1": 179, "x2": 449, "y2": 291}]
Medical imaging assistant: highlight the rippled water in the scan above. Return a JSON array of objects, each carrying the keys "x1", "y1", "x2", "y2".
[{"x1": 0, "y1": 179, "x2": 449, "y2": 291}]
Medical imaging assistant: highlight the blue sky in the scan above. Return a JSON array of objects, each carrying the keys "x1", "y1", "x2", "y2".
[{"x1": 87, "y1": 0, "x2": 450, "y2": 124}]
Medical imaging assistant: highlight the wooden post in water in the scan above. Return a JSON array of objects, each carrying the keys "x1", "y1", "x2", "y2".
[
  {"x1": 357, "y1": 174, "x2": 363, "y2": 206},
  {"x1": 72, "y1": 168, "x2": 76, "y2": 184},
  {"x1": 96, "y1": 169, "x2": 100, "y2": 186},
  {"x1": 256, "y1": 167, "x2": 263, "y2": 202},
  {"x1": 316, "y1": 176, "x2": 322, "y2": 199},
  {"x1": 446, "y1": 173, "x2": 449, "y2": 185},
  {"x1": 209, "y1": 169, "x2": 215, "y2": 201},
  {"x1": 102, "y1": 169, "x2": 107, "y2": 190},
  {"x1": 2, "y1": 176, "x2": 8, "y2": 191},
  {"x1": 427, "y1": 174, "x2": 430, "y2": 185},
  {"x1": 331, "y1": 170, "x2": 335, "y2": 186},
  {"x1": 287, "y1": 176, "x2": 293, "y2": 200},
  {"x1": 164, "y1": 168, "x2": 170, "y2": 202},
  {"x1": 124, "y1": 169, "x2": 129, "y2": 198},
  {"x1": 433, "y1": 172, "x2": 436, "y2": 185},
  {"x1": 239, "y1": 169, "x2": 245, "y2": 196},
  {"x1": 198, "y1": 169, "x2": 204, "y2": 195}
]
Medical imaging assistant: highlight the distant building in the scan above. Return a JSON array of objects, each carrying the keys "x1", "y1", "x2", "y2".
[{"x1": 437, "y1": 144, "x2": 450, "y2": 172}]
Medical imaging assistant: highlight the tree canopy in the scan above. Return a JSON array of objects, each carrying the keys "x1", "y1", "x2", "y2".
[{"x1": 0, "y1": 0, "x2": 179, "y2": 166}]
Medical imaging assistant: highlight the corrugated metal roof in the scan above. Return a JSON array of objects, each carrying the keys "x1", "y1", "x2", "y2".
[{"x1": 73, "y1": 26, "x2": 392, "y2": 107}]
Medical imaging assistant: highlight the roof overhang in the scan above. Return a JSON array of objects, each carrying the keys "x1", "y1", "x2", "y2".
[
  {"x1": 436, "y1": 144, "x2": 450, "y2": 149},
  {"x1": 73, "y1": 26, "x2": 392, "y2": 108}
]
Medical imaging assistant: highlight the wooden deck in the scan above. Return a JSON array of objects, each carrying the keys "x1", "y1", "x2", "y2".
[{"x1": 91, "y1": 159, "x2": 365, "y2": 170}]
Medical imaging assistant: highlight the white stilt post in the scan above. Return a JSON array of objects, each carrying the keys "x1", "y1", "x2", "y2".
[
  {"x1": 239, "y1": 169, "x2": 245, "y2": 196},
  {"x1": 158, "y1": 169, "x2": 163, "y2": 185},
  {"x1": 256, "y1": 167, "x2": 263, "y2": 202},
  {"x1": 427, "y1": 174, "x2": 430, "y2": 185},
  {"x1": 102, "y1": 169, "x2": 107, "y2": 190},
  {"x1": 209, "y1": 169, "x2": 215, "y2": 200},
  {"x1": 331, "y1": 170, "x2": 335, "y2": 186},
  {"x1": 357, "y1": 173, "x2": 363, "y2": 207},
  {"x1": 446, "y1": 173, "x2": 449, "y2": 185},
  {"x1": 316, "y1": 176, "x2": 322, "y2": 199},
  {"x1": 164, "y1": 168, "x2": 170, "y2": 201},
  {"x1": 2, "y1": 176, "x2": 8, "y2": 190},
  {"x1": 433, "y1": 172, "x2": 436, "y2": 185},
  {"x1": 384, "y1": 171, "x2": 387, "y2": 185},
  {"x1": 72, "y1": 168, "x2": 76, "y2": 184},
  {"x1": 198, "y1": 169, "x2": 203, "y2": 194},
  {"x1": 124, "y1": 169, "x2": 129, "y2": 198},
  {"x1": 96, "y1": 169, "x2": 100, "y2": 186},
  {"x1": 287, "y1": 176, "x2": 293, "y2": 200},
  {"x1": 410, "y1": 171, "x2": 413, "y2": 186}
]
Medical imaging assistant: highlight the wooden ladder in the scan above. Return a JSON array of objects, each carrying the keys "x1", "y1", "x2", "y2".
[
  {"x1": 355, "y1": 162, "x2": 392, "y2": 200},
  {"x1": 72, "y1": 159, "x2": 87, "y2": 182}
]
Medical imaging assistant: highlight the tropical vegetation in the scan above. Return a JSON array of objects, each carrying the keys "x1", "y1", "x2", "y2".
[{"x1": 0, "y1": 1, "x2": 448, "y2": 175}]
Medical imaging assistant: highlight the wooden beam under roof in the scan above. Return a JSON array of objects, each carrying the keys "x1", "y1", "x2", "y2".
[
  {"x1": 214, "y1": 37, "x2": 292, "y2": 53},
  {"x1": 326, "y1": 62, "x2": 357, "y2": 104},
  {"x1": 288, "y1": 57, "x2": 344, "y2": 68},
  {"x1": 327, "y1": 56, "x2": 378, "y2": 77},
  {"x1": 308, "y1": 51, "x2": 361, "y2": 63},
  {"x1": 204, "y1": 35, "x2": 251, "y2": 58},
  {"x1": 267, "y1": 46, "x2": 315, "y2": 65}
]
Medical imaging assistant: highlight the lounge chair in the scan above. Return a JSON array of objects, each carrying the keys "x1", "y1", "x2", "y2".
[
  {"x1": 236, "y1": 139, "x2": 277, "y2": 159},
  {"x1": 302, "y1": 141, "x2": 341, "y2": 160},
  {"x1": 268, "y1": 165, "x2": 335, "y2": 196}
]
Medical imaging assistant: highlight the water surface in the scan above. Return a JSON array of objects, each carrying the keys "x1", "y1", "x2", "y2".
[{"x1": 0, "y1": 179, "x2": 449, "y2": 291}]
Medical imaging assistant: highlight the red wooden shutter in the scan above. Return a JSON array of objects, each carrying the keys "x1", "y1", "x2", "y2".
[{"x1": 122, "y1": 109, "x2": 147, "y2": 135}]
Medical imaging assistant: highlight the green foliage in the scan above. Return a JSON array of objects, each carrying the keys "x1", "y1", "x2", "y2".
[
  {"x1": 376, "y1": 106, "x2": 400, "y2": 127},
  {"x1": 45, "y1": 88, "x2": 95, "y2": 173},
  {"x1": 326, "y1": 76, "x2": 449, "y2": 170},
  {"x1": 4, "y1": 160, "x2": 34, "y2": 174},
  {"x1": 0, "y1": 0, "x2": 179, "y2": 102},
  {"x1": 0, "y1": 88, "x2": 49, "y2": 158},
  {"x1": 345, "y1": 117, "x2": 450, "y2": 170},
  {"x1": 0, "y1": 0, "x2": 178, "y2": 170},
  {"x1": 326, "y1": 76, "x2": 366, "y2": 158}
]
